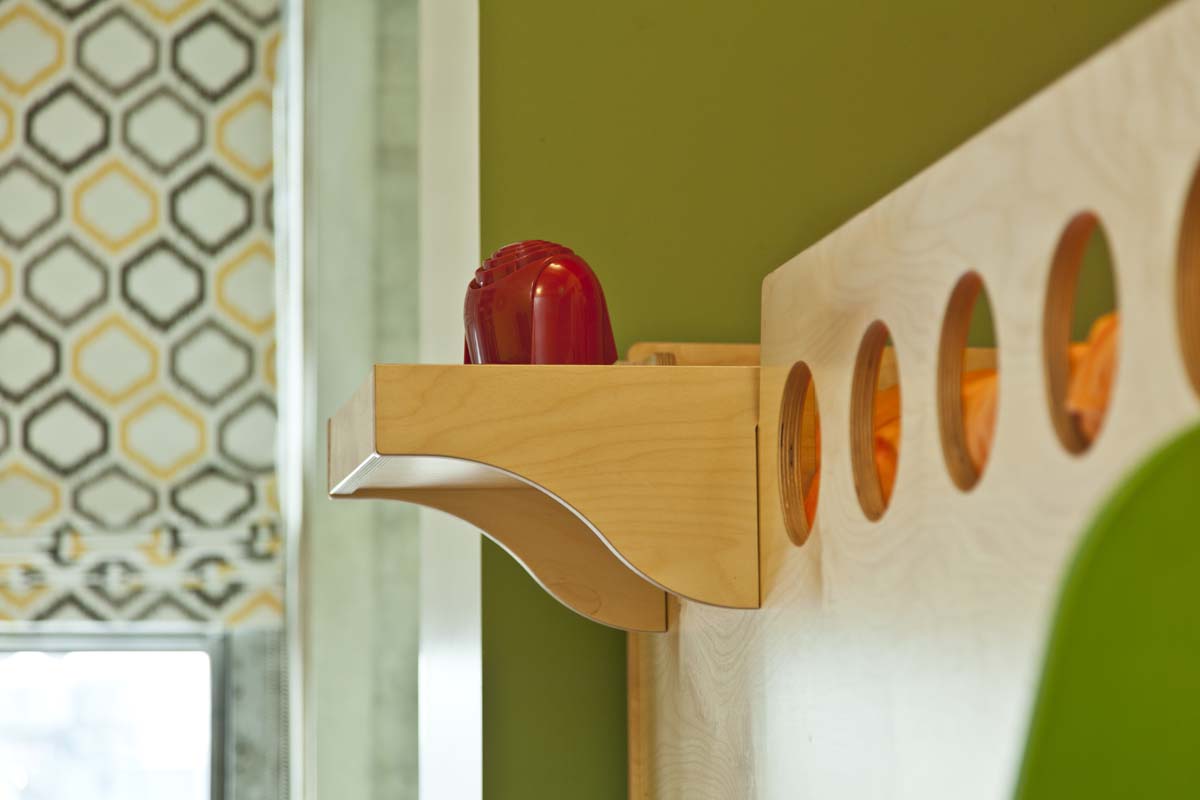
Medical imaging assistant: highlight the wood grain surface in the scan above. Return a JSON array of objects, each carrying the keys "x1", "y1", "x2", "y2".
[
  {"x1": 329, "y1": 361, "x2": 760, "y2": 629},
  {"x1": 631, "y1": 2, "x2": 1200, "y2": 796}
]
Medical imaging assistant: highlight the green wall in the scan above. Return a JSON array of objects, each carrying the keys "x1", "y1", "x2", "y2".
[{"x1": 478, "y1": 1, "x2": 1166, "y2": 797}]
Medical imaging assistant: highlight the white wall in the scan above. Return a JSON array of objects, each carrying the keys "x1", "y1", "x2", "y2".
[{"x1": 417, "y1": 0, "x2": 484, "y2": 798}]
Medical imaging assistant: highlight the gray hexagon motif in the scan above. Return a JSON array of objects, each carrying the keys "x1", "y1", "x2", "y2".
[
  {"x1": 86, "y1": 559, "x2": 146, "y2": 609},
  {"x1": 171, "y1": 13, "x2": 254, "y2": 103},
  {"x1": 77, "y1": 8, "x2": 160, "y2": 97},
  {"x1": 35, "y1": 593, "x2": 103, "y2": 621},
  {"x1": 224, "y1": 0, "x2": 279, "y2": 27},
  {"x1": 171, "y1": 465, "x2": 255, "y2": 527},
  {"x1": 218, "y1": 393, "x2": 275, "y2": 473},
  {"x1": 2, "y1": 565, "x2": 50, "y2": 615},
  {"x1": 38, "y1": 0, "x2": 107, "y2": 21},
  {"x1": 25, "y1": 82, "x2": 110, "y2": 173},
  {"x1": 0, "y1": 159, "x2": 61, "y2": 249},
  {"x1": 24, "y1": 237, "x2": 109, "y2": 326},
  {"x1": 45, "y1": 523, "x2": 86, "y2": 567},
  {"x1": 242, "y1": 520, "x2": 280, "y2": 561},
  {"x1": 73, "y1": 464, "x2": 158, "y2": 530},
  {"x1": 170, "y1": 165, "x2": 253, "y2": 255},
  {"x1": 0, "y1": 313, "x2": 60, "y2": 402},
  {"x1": 135, "y1": 593, "x2": 204, "y2": 622},
  {"x1": 138, "y1": 521, "x2": 182, "y2": 564},
  {"x1": 23, "y1": 390, "x2": 109, "y2": 476},
  {"x1": 185, "y1": 554, "x2": 244, "y2": 608},
  {"x1": 123, "y1": 86, "x2": 205, "y2": 176},
  {"x1": 171, "y1": 319, "x2": 254, "y2": 405},
  {"x1": 122, "y1": 239, "x2": 205, "y2": 330}
]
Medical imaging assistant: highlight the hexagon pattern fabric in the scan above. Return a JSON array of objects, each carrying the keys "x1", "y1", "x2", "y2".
[{"x1": 0, "y1": 0, "x2": 279, "y2": 626}]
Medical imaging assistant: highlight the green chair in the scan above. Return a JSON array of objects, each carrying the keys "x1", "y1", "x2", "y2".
[{"x1": 1017, "y1": 422, "x2": 1200, "y2": 797}]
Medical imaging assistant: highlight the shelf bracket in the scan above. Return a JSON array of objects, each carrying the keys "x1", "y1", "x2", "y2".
[{"x1": 328, "y1": 352, "x2": 759, "y2": 632}]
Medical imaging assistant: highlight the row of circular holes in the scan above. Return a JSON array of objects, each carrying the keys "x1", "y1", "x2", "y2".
[{"x1": 780, "y1": 182, "x2": 1200, "y2": 546}]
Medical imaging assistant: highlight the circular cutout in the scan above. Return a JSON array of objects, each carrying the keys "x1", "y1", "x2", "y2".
[
  {"x1": 778, "y1": 362, "x2": 821, "y2": 546},
  {"x1": 1043, "y1": 212, "x2": 1119, "y2": 454},
  {"x1": 938, "y1": 272, "x2": 999, "y2": 491},
  {"x1": 850, "y1": 321, "x2": 901, "y2": 521},
  {"x1": 1177, "y1": 166, "x2": 1200, "y2": 396}
]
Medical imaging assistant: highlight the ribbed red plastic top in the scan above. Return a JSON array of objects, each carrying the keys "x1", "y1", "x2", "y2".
[{"x1": 473, "y1": 240, "x2": 574, "y2": 287}]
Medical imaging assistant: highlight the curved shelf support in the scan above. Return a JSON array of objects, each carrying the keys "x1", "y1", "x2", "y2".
[{"x1": 328, "y1": 360, "x2": 760, "y2": 632}]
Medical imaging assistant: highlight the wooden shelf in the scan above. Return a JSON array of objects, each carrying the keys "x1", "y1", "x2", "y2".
[{"x1": 328, "y1": 355, "x2": 760, "y2": 632}]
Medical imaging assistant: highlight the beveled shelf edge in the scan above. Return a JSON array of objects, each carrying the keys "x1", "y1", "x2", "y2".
[{"x1": 327, "y1": 344, "x2": 761, "y2": 633}]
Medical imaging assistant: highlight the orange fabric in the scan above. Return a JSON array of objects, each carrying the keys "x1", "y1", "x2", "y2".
[
  {"x1": 873, "y1": 385, "x2": 901, "y2": 505},
  {"x1": 800, "y1": 312, "x2": 1119, "y2": 527},
  {"x1": 802, "y1": 384, "x2": 900, "y2": 526},
  {"x1": 962, "y1": 369, "x2": 998, "y2": 473},
  {"x1": 1065, "y1": 313, "x2": 1119, "y2": 441}
]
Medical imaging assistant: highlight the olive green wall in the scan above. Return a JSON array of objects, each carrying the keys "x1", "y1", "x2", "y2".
[{"x1": 478, "y1": 1, "x2": 1166, "y2": 797}]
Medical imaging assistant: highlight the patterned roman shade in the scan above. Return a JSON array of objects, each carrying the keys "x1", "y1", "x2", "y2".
[{"x1": 0, "y1": 0, "x2": 282, "y2": 625}]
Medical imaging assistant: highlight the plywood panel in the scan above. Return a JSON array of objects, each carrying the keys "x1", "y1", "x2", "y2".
[{"x1": 632, "y1": 2, "x2": 1200, "y2": 796}]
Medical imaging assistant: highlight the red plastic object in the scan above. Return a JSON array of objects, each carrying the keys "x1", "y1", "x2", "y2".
[{"x1": 464, "y1": 241, "x2": 618, "y2": 365}]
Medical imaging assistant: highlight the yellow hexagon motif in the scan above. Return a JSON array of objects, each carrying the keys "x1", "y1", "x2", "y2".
[
  {"x1": 73, "y1": 159, "x2": 159, "y2": 254},
  {"x1": 120, "y1": 392, "x2": 206, "y2": 479},
  {"x1": 0, "y1": 563, "x2": 48, "y2": 609},
  {"x1": 216, "y1": 90, "x2": 273, "y2": 182},
  {"x1": 183, "y1": 558, "x2": 236, "y2": 594},
  {"x1": 263, "y1": 476, "x2": 279, "y2": 513},
  {"x1": 0, "y1": 462, "x2": 61, "y2": 534},
  {"x1": 0, "y1": 253, "x2": 11, "y2": 308},
  {"x1": 138, "y1": 526, "x2": 178, "y2": 567},
  {"x1": 131, "y1": 0, "x2": 203, "y2": 24},
  {"x1": 73, "y1": 314, "x2": 159, "y2": 405},
  {"x1": 264, "y1": 33, "x2": 280, "y2": 85},
  {"x1": 54, "y1": 528, "x2": 86, "y2": 563},
  {"x1": 0, "y1": 98, "x2": 13, "y2": 152},
  {"x1": 0, "y1": 5, "x2": 65, "y2": 97},
  {"x1": 226, "y1": 588, "x2": 284, "y2": 627},
  {"x1": 217, "y1": 240, "x2": 275, "y2": 334}
]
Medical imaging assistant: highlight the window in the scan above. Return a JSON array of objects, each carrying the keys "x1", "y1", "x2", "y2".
[{"x1": 0, "y1": 629, "x2": 224, "y2": 800}]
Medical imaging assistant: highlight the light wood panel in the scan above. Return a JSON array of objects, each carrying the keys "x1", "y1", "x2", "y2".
[
  {"x1": 632, "y1": 2, "x2": 1200, "y2": 796},
  {"x1": 328, "y1": 361, "x2": 760, "y2": 629}
]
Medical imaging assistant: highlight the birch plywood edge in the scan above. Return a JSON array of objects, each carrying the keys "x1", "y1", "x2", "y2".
[
  {"x1": 327, "y1": 361, "x2": 760, "y2": 632},
  {"x1": 631, "y1": 2, "x2": 1200, "y2": 798}
]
